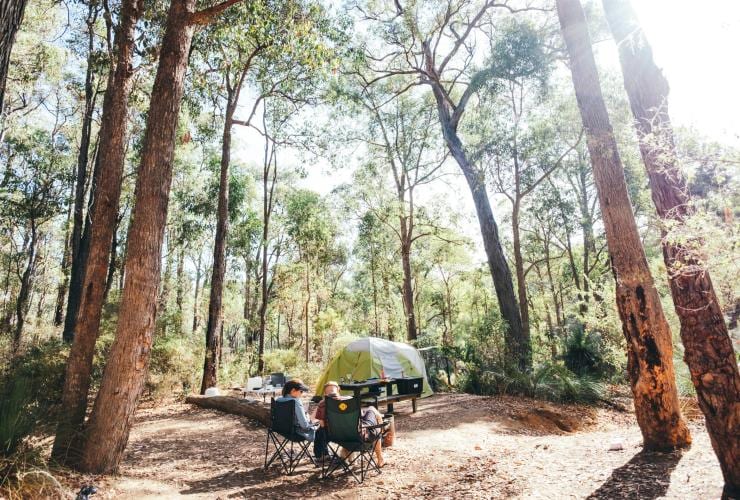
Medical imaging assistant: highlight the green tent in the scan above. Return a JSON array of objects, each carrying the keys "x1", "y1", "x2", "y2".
[{"x1": 314, "y1": 337, "x2": 433, "y2": 398}]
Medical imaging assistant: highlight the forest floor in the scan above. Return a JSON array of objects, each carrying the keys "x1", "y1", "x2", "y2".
[{"x1": 52, "y1": 392, "x2": 723, "y2": 499}]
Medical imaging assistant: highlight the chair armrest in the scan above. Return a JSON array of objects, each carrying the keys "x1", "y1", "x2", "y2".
[{"x1": 363, "y1": 422, "x2": 389, "y2": 431}]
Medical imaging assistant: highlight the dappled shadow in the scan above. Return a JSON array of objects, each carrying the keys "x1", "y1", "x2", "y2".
[
  {"x1": 587, "y1": 449, "x2": 684, "y2": 499},
  {"x1": 182, "y1": 465, "x2": 362, "y2": 498}
]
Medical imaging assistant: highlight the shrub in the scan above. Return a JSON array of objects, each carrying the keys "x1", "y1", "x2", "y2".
[
  {"x1": 561, "y1": 318, "x2": 618, "y2": 379},
  {"x1": 460, "y1": 361, "x2": 605, "y2": 404},
  {"x1": 147, "y1": 333, "x2": 203, "y2": 398},
  {"x1": 0, "y1": 340, "x2": 67, "y2": 456}
]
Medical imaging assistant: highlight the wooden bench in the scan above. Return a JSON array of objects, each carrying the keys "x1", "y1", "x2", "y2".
[{"x1": 364, "y1": 392, "x2": 422, "y2": 413}]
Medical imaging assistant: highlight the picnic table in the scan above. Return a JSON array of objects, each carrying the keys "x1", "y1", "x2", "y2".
[{"x1": 339, "y1": 378, "x2": 421, "y2": 413}]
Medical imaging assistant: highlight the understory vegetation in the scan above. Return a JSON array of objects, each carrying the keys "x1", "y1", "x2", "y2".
[{"x1": 0, "y1": 0, "x2": 738, "y2": 493}]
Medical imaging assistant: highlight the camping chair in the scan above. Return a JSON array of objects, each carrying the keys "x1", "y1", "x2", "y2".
[
  {"x1": 322, "y1": 397, "x2": 388, "y2": 483},
  {"x1": 264, "y1": 398, "x2": 316, "y2": 475},
  {"x1": 269, "y1": 372, "x2": 287, "y2": 388}
]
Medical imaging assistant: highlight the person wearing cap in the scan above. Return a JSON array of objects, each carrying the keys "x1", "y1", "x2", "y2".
[{"x1": 275, "y1": 378, "x2": 317, "y2": 442}]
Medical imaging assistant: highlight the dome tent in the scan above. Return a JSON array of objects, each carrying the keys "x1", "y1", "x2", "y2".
[{"x1": 314, "y1": 337, "x2": 433, "y2": 398}]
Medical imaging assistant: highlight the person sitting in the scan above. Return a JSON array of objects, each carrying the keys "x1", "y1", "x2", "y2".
[
  {"x1": 275, "y1": 379, "x2": 317, "y2": 442},
  {"x1": 314, "y1": 380, "x2": 385, "y2": 467}
]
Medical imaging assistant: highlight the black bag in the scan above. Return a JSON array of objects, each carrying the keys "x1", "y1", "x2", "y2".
[{"x1": 314, "y1": 426, "x2": 328, "y2": 458}]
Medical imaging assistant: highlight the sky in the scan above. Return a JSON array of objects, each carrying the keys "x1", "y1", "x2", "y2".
[
  {"x1": 233, "y1": 0, "x2": 740, "y2": 191},
  {"x1": 620, "y1": 0, "x2": 740, "y2": 141},
  {"x1": 227, "y1": 0, "x2": 740, "y2": 264}
]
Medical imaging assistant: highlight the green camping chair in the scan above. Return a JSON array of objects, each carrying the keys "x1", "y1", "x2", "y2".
[
  {"x1": 264, "y1": 398, "x2": 316, "y2": 475},
  {"x1": 322, "y1": 397, "x2": 388, "y2": 483}
]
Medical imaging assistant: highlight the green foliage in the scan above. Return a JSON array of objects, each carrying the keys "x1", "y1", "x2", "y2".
[
  {"x1": 561, "y1": 319, "x2": 609, "y2": 377},
  {"x1": 147, "y1": 334, "x2": 203, "y2": 398},
  {"x1": 0, "y1": 341, "x2": 67, "y2": 456},
  {"x1": 261, "y1": 349, "x2": 323, "y2": 387},
  {"x1": 461, "y1": 362, "x2": 605, "y2": 404}
]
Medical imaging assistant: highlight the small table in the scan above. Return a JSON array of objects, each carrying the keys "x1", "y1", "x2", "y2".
[{"x1": 251, "y1": 387, "x2": 282, "y2": 402}]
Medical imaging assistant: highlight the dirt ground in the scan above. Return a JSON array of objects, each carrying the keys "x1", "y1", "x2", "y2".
[{"x1": 56, "y1": 393, "x2": 724, "y2": 499}]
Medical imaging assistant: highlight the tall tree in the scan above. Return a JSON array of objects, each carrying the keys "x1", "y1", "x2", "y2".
[
  {"x1": 0, "y1": 128, "x2": 70, "y2": 353},
  {"x1": 0, "y1": 0, "x2": 29, "y2": 111},
  {"x1": 603, "y1": 0, "x2": 740, "y2": 492},
  {"x1": 345, "y1": 90, "x2": 446, "y2": 342},
  {"x1": 52, "y1": 0, "x2": 144, "y2": 466},
  {"x1": 555, "y1": 0, "x2": 690, "y2": 449},
  {"x1": 361, "y1": 1, "x2": 529, "y2": 368},
  {"x1": 62, "y1": 1, "x2": 104, "y2": 343},
  {"x1": 77, "y1": 0, "x2": 244, "y2": 473}
]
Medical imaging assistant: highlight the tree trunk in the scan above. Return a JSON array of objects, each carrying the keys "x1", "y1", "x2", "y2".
[
  {"x1": 62, "y1": 5, "x2": 100, "y2": 343},
  {"x1": 175, "y1": 244, "x2": 185, "y2": 315},
  {"x1": 192, "y1": 249, "x2": 202, "y2": 334},
  {"x1": 102, "y1": 217, "x2": 119, "y2": 303},
  {"x1": 158, "y1": 234, "x2": 173, "y2": 335},
  {"x1": 304, "y1": 262, "x2": 310, "y2": 363},
  {"x1": 511, "y1": 201, "x2": 529, "y2": 339},
  {"x1": 256, "y1": 152, "x2": 274, "y2": 374},
  {"x1": 54, "y1": 203, "x2": 73, "y2": 326},
  {"x1": 603, "y1": 0, "x2": 740, "y2": 490},
  {"x1": 0, "y1": 0, "x2": 28, "y2": 110},
  {"x1": 556, "y1": 0, "x2": 690, "y2": 450},
  {"x1": 51, "y1": 0, "x2": 142, "y2": 467},
  {"x1": 422, "y1": 41, "x2": 526, "y2": 370},
  {"x1": 448, "y1": 134, "x2": 528, "y2": 370},
  {"x1": 201, "y1": 100, "x2": 236, "y2": 394},
  {"x1": 78, "y1": 0, "x2": 198, "y2": 473},
  {"x1": 12, "y1": 222, "x2": 38, "y2": 354},
  {"x1": 399, "y1": 237, "x2": 417, "y2": 342}
]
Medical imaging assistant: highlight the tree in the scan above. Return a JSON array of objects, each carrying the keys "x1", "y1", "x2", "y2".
[
  {"x1": 77, "y1": 0, "x2": 245, "y2": 473},
  {"x1": 359, "y1": 0, "x2": 530, "y2": 368},
  {"x1": 467, "y1": 23, "x2": 580, "y2": 341},
  {"x1": 555, "y1": 0, "x2": 690, "y2": 449},
  {"x1": 0, "y1": 0, "x2": 29, "y2": 111},
  {"x1": 344, "y1": 87, "x2": 446, "y2": 342},
  {"x1": 284, "y1": 189, "x2": 335, "y2": 362},
  {"x1": 0, "y1": 129, "x2": 70, "y2": 352},
  {"x1": 603, "y1": 0, "x2": 740, "y2": 491},
  {"x1": 52, "y1": 0, "x2": 144, "y2": 466},
  {"x1": 61, "y1": 0, "x2": 106, "y2": 343}
]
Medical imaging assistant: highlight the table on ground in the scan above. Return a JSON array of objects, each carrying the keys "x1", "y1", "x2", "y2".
[{"x1": 249, "y1": 387, "x2": 282, "y2": 402}]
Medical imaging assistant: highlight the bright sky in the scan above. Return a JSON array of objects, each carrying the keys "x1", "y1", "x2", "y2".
[{"x1": 626, "y1": 0, "x2": 740, "y2": 141}]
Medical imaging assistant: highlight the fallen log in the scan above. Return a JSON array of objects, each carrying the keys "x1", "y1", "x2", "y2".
[{"x1": 185, "y1": 395, "x2": 270, "y2": 426}]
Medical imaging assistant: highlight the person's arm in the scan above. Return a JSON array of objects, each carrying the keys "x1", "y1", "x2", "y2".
[
  {"x1": 294, "y1": 400, "x2": 314, "y2": 431},
  {"x1": 315, "y1": 401, "x2": 326, "y2": 428}
]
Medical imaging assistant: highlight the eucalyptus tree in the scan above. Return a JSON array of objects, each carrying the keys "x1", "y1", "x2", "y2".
[
  {"x1": 0, "y1": 0, "x2": 29, "y2": 111},
  {"x1": 465, "y1": 22, "x2": 580, "y2": 341},
  {"x1": 604, "y1": 0, "x2": 739, "y2": 490},
  {"x1": 0, "y1": 128, "x2": 71, "y2": 353},
  {"x1": 61, "y1": 0, "x2": 110, "y2": 343},
  {"x1": 339, "y1": 83, "x2": 447, "y2": 342},
  {"x1": 356, "y1": 0, "x2": 547, "y2": 369},
  {"x1": 352, "y1": 209, "x2": 401, "y2": 339},
  {"x1": 556, "y1": 0, "x2": 690, "y2": 449},
  {"x1": 52, "y1": 0, "x2": 145, "y2": 466},
  {"x1": 192, "y1": 0, "x2": 345, "y2": 390},
  {"x1": 284, "y1": 189, "x2": 336, "y2": 362},
  {"x1": 77, "y1": 0, "x2": 249, "y2": 473}
]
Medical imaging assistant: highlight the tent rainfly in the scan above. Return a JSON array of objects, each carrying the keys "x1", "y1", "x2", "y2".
[{"x1": 314, "y1": 337, "x2": 433, "y2": 398}]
